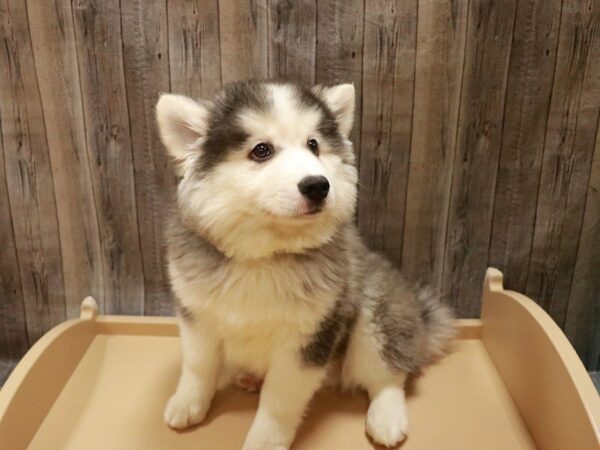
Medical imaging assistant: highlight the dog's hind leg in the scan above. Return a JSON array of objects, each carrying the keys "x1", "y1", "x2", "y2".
[{"x1": 341, "y1": 314, "x2": 409, "y2": 447}]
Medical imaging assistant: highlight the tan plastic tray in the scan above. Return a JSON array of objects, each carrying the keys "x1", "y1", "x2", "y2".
[{"x1": 0, "y1": 268, "x2": 598, "y2": 449}]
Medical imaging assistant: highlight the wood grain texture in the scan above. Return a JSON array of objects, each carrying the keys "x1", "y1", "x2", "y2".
[
  {"x1": 72, "y1": 0, "x2": 144, "y2": 314},
  {"x1": 401, "y1": 0, "x2": 468, "y2": 286},
  {"x1": 26, "y1": 0, "x2": 104, "y2": 319},
  {"x1": 0, "y1": 0, "x2": 599, "y2": 370},
  {"x1": 566, "y1": 124, "x2": 600, "y2": 369},
  {"x1": 0, "y1": 90, "x2": 29, "y2": 362},
  {"x1": 219, "y1": 0, "x2": 268, "y2": 84},
  {"x1": 442, "y1": 0, "x2": 518, "y2": 317},
  {"x1": 121, "y1": 0, "x2": 175, "y2": 315},
  {"x1": 315, "y1": 0, "x2": 364, "y2": 157},
  {"x1": 0, "y1": 0, "x2": 66, "y2": 343},
  {"x1": 489, "y1": 0, "x2": 563, "y2": 293},
  {"x1": 358, "y1": 0, "x2": 417, "y2": 266},
  {"x1": 589, "y1": 294, "x2": 600, "y2": 371},
  {"x1": 168, "y1": 0, "x2": 221, "y2": 98},
  {"x1": 268, "y1": 0, "x2": 317, "y2": 84},
  {"x1": 526, "y1": 0, "x2": 600, "y2": 328}
]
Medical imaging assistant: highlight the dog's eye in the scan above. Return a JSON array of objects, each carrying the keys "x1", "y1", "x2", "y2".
[
  {"x1": 307, "y1": 138, "x2": 319, "y2": 155},
  {"x1": 250, "y1": 143, "x2": 273, "y2": 162}
]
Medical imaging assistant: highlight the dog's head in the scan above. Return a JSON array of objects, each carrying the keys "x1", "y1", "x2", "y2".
[{"x1": 156, "y1": 81, "x2": 357, "y2": 259}]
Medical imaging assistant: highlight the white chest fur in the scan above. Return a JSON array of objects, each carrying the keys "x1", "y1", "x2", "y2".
[{"x1": 169, "y1": 252, "x2": 342, "y2": 373}]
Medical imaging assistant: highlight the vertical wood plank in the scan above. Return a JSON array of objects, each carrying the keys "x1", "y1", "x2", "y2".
[
  {"x1": 315, "y1": 0, "x2": 364, "y2": 157},
  {"x1": 526, "y1": 0, "x2": 600, "y2": 327},
  {"x1": 442, "y1": 0, "x2": 517, "y2": 317},
  {"x1": 489, "y1": 0, "x2": 563, "y2": 293},
  {"x1": 27, "y1": 0, "x2": 104, "y2": 318},
  {"x1": 566, "y1": 124, "x2": 600, "y2": 368},
  {"x1": 0, "y1": 0, "x2": 66, "y2": 342},
  {"x1": 219, "y1": 0, "x2": 268, "y2": 84},
  {"x1": 0, "y1": 105, "x2": 29, "y2": 361},
  {"x1": 268, "y1": 0, "x2": 316, "y2": 84},
  {"x1": 588, "y1": 294, "x2": 600, "y2": 371},
  {"x1": 358, "y1": 0, "x2": 417, "y2": 266},
  {"x1": 72, "y1": 0, "x2": 144, "y2": 314},
  {"x1": 401, "y1": 0, "x2": 468, "y2": 286},
  {"x1": 168, "y1": 0, "x2": 221, "y2": 98},
  {"x1": 121, "y1": 0, "x2": 175, "y2": 315}
]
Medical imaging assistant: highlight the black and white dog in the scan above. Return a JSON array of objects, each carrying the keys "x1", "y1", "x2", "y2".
[{"x1": 156, "y1": 81, "x2": 454, "y2": 449}]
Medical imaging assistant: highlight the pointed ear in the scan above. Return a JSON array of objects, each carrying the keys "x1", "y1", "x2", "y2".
[
  {"x1": 313, "y1": 83, "x2": 355, "y2": 137},
  {"x1": 156, "y1": 94, "x2": 210, "y2": 161}
]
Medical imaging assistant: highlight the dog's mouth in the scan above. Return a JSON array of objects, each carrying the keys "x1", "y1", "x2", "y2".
[{"x1": 305, "y1": 205, "x2": 323, "y2": 216}]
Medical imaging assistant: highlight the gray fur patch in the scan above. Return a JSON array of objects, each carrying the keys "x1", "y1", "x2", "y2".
[
  {"x1": 301, "y1": 291, "x2": 357, "y2": 367},
  {"x1": 197, "y1": 81, "x2": 270, "y2": 173},
  {"x1": 366, "y1": 267, "x2": 454, "y2": 373},
  {"x1": 352, "y1": 247, "x2": 433, "y2": 374},
  {"x1": 166, "y1": 214, "x2": 229, "y2": 284},
  {"x1": 176, "y1": 302, "x2": 194, "y2": 321},
  {"x1": 372, "y1": 292, "x2": 424, "y2": 373}
]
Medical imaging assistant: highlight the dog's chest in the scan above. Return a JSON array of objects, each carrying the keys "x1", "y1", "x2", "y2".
[{"x1": 176, "y1": 252, "x2": 343, "y2": 333}]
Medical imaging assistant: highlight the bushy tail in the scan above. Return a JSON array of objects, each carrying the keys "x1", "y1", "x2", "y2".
[{"x1": 417, "y1": 286, "x2": 457, "y2": 363}]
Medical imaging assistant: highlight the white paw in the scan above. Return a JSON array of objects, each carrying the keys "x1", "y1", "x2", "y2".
[
  {"x1": 242, "y1": 414, "x2": 293, "y2": 450},
  {"x1": 164, "y1": 392, "x2": 210, "y2": 429},
  {"x1": 366, "y1": 395, "x2": 408, "y2": 447}
]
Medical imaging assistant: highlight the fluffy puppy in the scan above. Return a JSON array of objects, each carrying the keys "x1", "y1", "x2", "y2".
[{"x1": 156, "y1": 81, "x2": 455, "y2": 449}]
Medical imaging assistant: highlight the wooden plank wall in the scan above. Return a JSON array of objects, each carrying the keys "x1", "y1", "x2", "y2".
[{"x1": 1, "y1": 0, "x2": 599, "y2": 371}]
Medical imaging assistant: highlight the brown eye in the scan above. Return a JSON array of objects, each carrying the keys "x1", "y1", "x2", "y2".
[
  {"x1": 250, "y1": 143, "x2": 273, "y2": 162},
  {"x1": 307, "y1": 138, "x2": 319, "y2": 155}
]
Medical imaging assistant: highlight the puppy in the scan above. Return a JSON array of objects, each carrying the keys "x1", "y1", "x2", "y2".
[{"x1": 156, "y1": 81, "x2": 455, "y2": 449}]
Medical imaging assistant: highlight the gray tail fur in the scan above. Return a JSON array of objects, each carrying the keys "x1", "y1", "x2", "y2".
[{"x1": 418, "y1": 286, "x2": 456, "y2": 363}]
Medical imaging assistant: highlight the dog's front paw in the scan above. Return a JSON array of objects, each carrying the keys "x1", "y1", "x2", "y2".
[
  {"x1": 242, "y1": 415, "x2": 293, "y2": 450},
  {"x1": 365, "y1": 394, "x2": 408, "y2": 447},
  {"x1": 164, "y1": 391, "x2": 210, "y2": 429}
]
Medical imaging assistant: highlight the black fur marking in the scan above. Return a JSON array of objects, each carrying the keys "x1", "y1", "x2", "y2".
[
  {"x1": 301, "y1": 290, "x2": 357, "y2": 367},
  {"x1": 197, "y1": 81, "x2": 270, "y2": 173},
  {"x1": 293, "y1": 85, "x2": 347, "y2": 154},
  {"x1": 194, "y1": 81, "x2": 352, "y2": 174},
  {"x1": 176, "y1": 302, "x2": 194, "y2": 321}
]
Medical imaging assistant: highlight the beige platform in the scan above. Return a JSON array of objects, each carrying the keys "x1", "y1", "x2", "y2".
[{"x1": 0, "y1": 268, "x2": 599, "y2": 449}]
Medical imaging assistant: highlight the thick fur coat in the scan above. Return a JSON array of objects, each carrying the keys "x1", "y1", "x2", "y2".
[{"x1": 156, "y1": 81, "x2": 455, "y2": 449}]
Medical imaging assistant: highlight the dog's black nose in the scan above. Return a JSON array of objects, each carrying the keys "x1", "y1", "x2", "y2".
[{"x1": 298, "y1": 176, "x2": 330, "y2": 204}]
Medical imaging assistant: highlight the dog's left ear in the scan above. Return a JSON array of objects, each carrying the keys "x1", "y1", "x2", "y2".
[{"x1": 312, "y1": 84, "x2": 355, "y2": 137}]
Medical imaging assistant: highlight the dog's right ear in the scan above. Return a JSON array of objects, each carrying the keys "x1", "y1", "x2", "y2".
[{"x1": 156, "y1": 94, "x2": 210, "y2": 161}]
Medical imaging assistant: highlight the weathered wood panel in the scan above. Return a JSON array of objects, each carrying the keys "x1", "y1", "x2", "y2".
[
  {"x1": 168, "y1": 0, "x2": 221, "y2": 98},
  {"x1": 526, "y1": 0, "x2": 600, "y2": 328},
  {"x1": 121, "y1": 0, "x2": 175, "y2": 315},
  {"x1": 358, "y1": 0, "x2": 417, "y2": 266},
  {"x1": 72, "y1": 0, "x2": 144, "y2": 314},
  {"x1": 268, "y1": 0, "x2": 317, "y2": 84},
  {"x1": 442, "y1": 0, "x2": 517, "y2": 317},
  {"x1": 401, "y1": 0, "x2": 468, "y2": 285},
  {"x1": 566, "y1": 125, "x2": 600, "y2": 370},
  {"x1": 219, "y1": 0, "x2": 268, "y2": 84},
  {"x1": 489, "y1": 0, "x2": 562, "y2": 293},
  {"x1": 0, "y1": 85, "x2": 28, "y2": 362},
  {"x1": 26, "y1": 0, "x2": 104, "y2": 319},
  {"x1": 315, "y1": 0, "x2": 364, "y2": 157},
  {"x1": 0, "y1": 0, "x2": 66, "y2": 343},
  {"x1": 1, "y1": 0, "x2": 600, "y2": 372}
]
